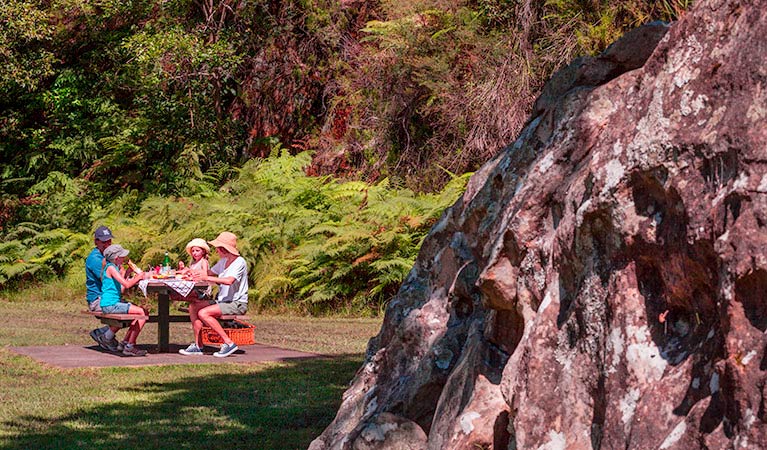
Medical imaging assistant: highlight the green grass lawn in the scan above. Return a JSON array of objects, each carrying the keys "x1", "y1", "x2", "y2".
[{"x1": 0, "y1": 281, "x2": 382, "y2": 449}]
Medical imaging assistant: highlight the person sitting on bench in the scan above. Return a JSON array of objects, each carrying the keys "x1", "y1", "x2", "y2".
[
  {"x1": 100, "y1": 244, "x2": 150, "y2": 356},
  {"x1": 171, "y1": 238, "x2": 213, "y2": 302},
  {"x1": 179, "y1": 231, "x2": 248, "y2": 358},
  {"x1": 86, "y1": 225, "x2": 123, "y2": 351}
]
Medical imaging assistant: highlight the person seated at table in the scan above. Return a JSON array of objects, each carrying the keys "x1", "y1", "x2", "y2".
[
  {"x1": 177, "y1": 238, "x2": 212, "y2": 300},
  {"x1": 85, "y1": 225, "x2": 123, "y2": 351},
  {"x1": 179, "y1": 231, "x2": 248, "y2": 358},
  {"x1": 100, "y1": 244, "x2": 151, "y2": 356}
]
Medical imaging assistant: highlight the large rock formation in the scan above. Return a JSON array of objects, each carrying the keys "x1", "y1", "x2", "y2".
[{"x1": 311, "y1": 0, "x2": 767, "y2": 448}]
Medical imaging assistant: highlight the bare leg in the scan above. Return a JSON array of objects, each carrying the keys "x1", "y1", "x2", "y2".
[
  {"x1": 124, "y1": 304, "x2": 147, "y2": 344},
  {"x1": 188, "y1": 300, "x2": 209, "y2": 348},
  {"x1": 198, "y1": 304, "x2": 234, "y2": 345}
]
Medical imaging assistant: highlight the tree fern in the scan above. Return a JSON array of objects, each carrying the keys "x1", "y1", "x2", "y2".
[
  {"x1": 0, "y1": 226, "x2": 90, "y2": 289},
  {"x1": 1, "y1": 149, "x2": 470, "y2": 314},
  {"x1": 369, "y1": 257, "x2": 415, "y2": 296}
]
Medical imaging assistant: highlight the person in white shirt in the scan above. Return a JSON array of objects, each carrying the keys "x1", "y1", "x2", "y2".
[{"x1": 179, "y1": 231, "x2": 248, "y2": 358}]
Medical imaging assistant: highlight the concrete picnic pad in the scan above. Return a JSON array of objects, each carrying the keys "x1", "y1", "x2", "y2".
[{"x1": 10, "y1": 343, "x2": 321, "y2": 368}]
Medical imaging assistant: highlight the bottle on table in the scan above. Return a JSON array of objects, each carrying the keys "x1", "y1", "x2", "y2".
[{"x1": 162, "y1": 251, "x2": 171, "y2": 274}]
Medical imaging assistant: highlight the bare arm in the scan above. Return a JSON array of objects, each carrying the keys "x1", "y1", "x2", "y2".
[
  {"x1": 203, "y1": 272, "x2": 235, "y2": 286},
  {"x1": 194, "y1": 266, "x2": 235, "y2": 285},
  {"x1": 106, "y1": 265, "x2": 145, "y2": 291}
]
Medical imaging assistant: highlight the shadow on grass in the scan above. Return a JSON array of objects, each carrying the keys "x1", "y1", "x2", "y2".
[{"x1": 1, "y1": 355, "x2": 361, "y2": 450}]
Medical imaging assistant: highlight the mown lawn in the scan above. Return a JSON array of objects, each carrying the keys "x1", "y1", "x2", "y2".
[{"x1": 0, "y1": 284, "x2": 381, "y2": 450}]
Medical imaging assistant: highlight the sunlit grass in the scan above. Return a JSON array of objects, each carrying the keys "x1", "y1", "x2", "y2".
[
  {"x1": 0, "y1": 281, "x2": 382, "y2": 449},
  {"x1": 0, "y1": 349, "x2": 364, "y2": 448},
  {"x1": 2, "y1": 270, "x2": 83, "y2": 303}
]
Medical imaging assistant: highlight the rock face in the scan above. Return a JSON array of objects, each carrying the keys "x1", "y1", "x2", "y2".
[{"x1": 311, "y1": 0, "x2": 767, "y2": 448}]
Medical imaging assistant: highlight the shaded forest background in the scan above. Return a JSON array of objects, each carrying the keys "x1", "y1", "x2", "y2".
[{"x1": 0, "y1": 0, "x2": 690, "y2": 314}]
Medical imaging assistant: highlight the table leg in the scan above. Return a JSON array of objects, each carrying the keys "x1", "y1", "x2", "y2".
[{"x1": 158, "y1": 292, "x2": 170, "y2": 352}]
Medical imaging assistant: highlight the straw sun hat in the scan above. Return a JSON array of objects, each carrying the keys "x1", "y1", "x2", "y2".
[
  {"x1": 208, "y1": 231, "x2": 240, "y2": 256},
  {"x1": 185, "y1": 238, "x2": 211, "y2": 256}
]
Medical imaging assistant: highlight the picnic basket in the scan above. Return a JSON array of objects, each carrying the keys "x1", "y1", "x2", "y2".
[{"x1": 201, "y1": 319, "x2": 256, "y2": 346}]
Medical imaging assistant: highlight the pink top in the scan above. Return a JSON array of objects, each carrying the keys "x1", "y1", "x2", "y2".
[
  {"x1": 189, "y1": 258, "x2": 212, "y2": 296},
  {"x1": 189, "y1": 258, "x2": 209, "y2": 274}
]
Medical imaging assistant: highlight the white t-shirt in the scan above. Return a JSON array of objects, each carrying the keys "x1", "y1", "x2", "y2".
[{"x1": 211, "y1": 256, "x2": 248, "y2": 303}]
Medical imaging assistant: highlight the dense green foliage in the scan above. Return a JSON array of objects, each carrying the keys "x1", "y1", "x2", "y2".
[
  {"x1": 327, "y1": 0, "x2": 692, "y2": 187},
  {"x1": 0, "y1": 0, "x2": 691, "y2": 313},
  {"x1": 0, "y1": 150, "x2": 468, "y2": 314}
]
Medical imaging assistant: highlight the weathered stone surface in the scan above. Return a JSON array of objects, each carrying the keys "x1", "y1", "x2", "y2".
[
  {"x1": 311, "y1": 0, "x2": 767, "y2": 448},
  {"x1": 350, "y1": 413, "x2": 428, "y2": 450}
]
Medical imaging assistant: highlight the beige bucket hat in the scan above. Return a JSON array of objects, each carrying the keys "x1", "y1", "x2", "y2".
[
  {"x1": 208, "y1": 231, "x2": 240, "y2": 256},
  {"x1": 185, "y1": 238, "x2": 211, "y2": 256}
]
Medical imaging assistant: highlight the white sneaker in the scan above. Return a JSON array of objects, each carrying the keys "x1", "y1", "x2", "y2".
[
  {"x1": 213, "y1": 343, "x2": 239, "y2": 358},
  {"x1": 179, "y1": 343, "x2": 203, "y2": 356}
]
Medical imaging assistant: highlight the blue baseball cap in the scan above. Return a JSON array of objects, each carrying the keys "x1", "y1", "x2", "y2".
[{"x1": 94, "y1": 226, "x2": 114, "y2": 242}]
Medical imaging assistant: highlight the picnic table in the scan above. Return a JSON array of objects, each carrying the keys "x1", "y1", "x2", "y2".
[
  {"x1": 138, "y1": 278, "x2": 212, "y2": 352},
  {"x1": 86, "y1": 278, "x2": 249, "y2": 353}
]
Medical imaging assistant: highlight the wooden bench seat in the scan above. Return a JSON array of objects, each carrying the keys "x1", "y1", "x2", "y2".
[
  {"x1": 83, "y1": 308, "x2": 250, "y2": 348},
  {"x1": 83, "y1": 310, "x2": 245, "y2": 323},
  {"x1": 82, "y1": 310, "x2": 150, "y2": 321},
  {"x1": 219, "y1": 315, "x2": 248, "y2": 321},
  {"x1": 82, "y1": 311, "x2": 149, "y2": 330},
  {"x1": 175, "y1": 306, "x2": 246, "y2": 320}
]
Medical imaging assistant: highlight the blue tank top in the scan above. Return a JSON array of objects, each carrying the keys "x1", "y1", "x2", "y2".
[{"x1": 99, "y1": 262, "x2": 122, "y2": 308}]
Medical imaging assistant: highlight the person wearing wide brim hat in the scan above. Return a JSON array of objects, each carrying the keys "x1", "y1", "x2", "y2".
[
  {"x1": 185, "y1": 238, "x2": 211, "y2": 256},
  {"x1": 208, "y1": 231, "x2": 239, "y2": 256},
  {"x1": 177, "y1": 237, "x2": 213, "y2": 300},
  {"x1": 179, "y1": 231, "x2": 248, "y2": 358},
  {"x1": 182, "y1": 238, "x2": 211, "y2": 274}
]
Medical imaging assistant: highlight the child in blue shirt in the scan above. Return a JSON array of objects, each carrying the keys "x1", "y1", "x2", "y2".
[
  {"x1": 85, "y1": 225, "x2": 123, "y2": 351},
  {"x1": 100, "y1": 244, "x2": 150, "y2": 356}
]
